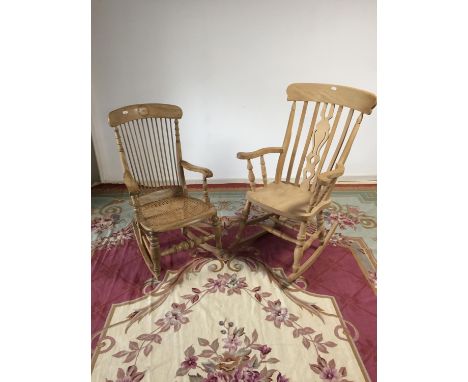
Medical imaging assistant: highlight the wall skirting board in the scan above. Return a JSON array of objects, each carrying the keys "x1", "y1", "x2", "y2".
[{"x1": 97, "y1": 176, "x2": 376, "y2": 185}]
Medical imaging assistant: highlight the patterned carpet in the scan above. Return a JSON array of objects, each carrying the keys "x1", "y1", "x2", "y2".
[{"x1": 92, "y1": 184, "x2": 377, "y2": 381}]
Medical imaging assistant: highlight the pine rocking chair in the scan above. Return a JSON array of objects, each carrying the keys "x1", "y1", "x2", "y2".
[
  {"x1": 108, "y1": 103, "x2": 223, "y2": 279},
  {"x1": 231, "y1": 83, "x2": 376, "y2": 282}
]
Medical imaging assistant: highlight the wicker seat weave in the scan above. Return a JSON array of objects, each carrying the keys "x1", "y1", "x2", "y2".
[
  {"x1": 139, "y1": 196, "x2": 214, "y2": 231},
  {"x1": 108, "y1": 102, "x2": 223, "y2": 278}
]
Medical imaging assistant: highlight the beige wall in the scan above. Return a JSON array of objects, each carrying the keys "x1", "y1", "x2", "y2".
[{"x1": 92, "y1": 0, "x2": 376, "y2": 182}]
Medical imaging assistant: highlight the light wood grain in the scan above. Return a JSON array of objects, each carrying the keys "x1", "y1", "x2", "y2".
[
  {"x1": 108, "y1": 103, "x2": 183, "y2": 127},
  {"x1": 287, "y1": 83, "x2": 376, "y2": 115},
  {"x1": 233, "y1": 83, "x2": 376, "y2": 282},
  {"x1": 237, "y1": 147, "x2": 283, "y2": 160},
  {"x1": 108, "y1": 103, "x2": 223, "y2": 278},
  {"x1": 180, "y1": 160, "x2": 213, "y2": 178}
]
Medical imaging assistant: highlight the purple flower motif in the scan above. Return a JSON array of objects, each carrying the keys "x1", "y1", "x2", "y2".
[
  {"x1": 108, "y1": 366, "x2": 145, "y2": 382},
  {"x1": 263, "y1": 300, "x2": 298, "y2": 328},
  {"x1": 204, "y1": 274, "x2": 228, "y2": 293},
  {"x1": 203, "y1": 371, "x2": 231, "y2": 382},
  {"x1": 233, "y1": 366, "x2": 261, "y2": 382},
  {"x1": 319, "y1": 366, "x2": 343, "y2": 382},
  {"x1": 181, "y1": 355, "x2": 198, "y2": 369},
  {"x1": 222, "y1": 334, "x2": 242, "y2": 353},
  {"x1": 225, "y1": 274, "x2": 248, "y2": 295},
  {"x1": 91, "y1": 216, "x2": 114, "y2": 233},
  {"x1": 277, "y1": 373, "x2": 289, "y2": 382},
  {"x1": 155, "y1": 303, "x2": 190, "y2": 332},
  {"x1": 325, "y1": 211, "x2": 358, "y2": 230},
  {"x1": 258, "y1": 345, "x2": 271, "y2": 356},
  {"x1": 204, "y1": 273, "x2": 248, "y2": 295},
  {"x1": 310, "y1": 357, "x2": 346, "y2": 382}
]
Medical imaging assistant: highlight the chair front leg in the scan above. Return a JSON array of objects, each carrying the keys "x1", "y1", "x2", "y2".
[
  {"x1": 148, "y1": 232, "x2": 161, "y2": 278},
  {"x1": 292, "y1": 222, "x2": 307, "y2": 273},
  {"x1": 316, "y1": 211, "x2": 325, "y2": 243},
  {"x1": 230, "y1": 201, "x2": 251, "y2": 249}
]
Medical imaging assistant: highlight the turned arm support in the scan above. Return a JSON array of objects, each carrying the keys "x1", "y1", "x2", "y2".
[
  {"x1": 180, "y1": 160, "x2": 214, "y2": 203},
  {"x1": 236, "y1": 147, "x2": 283, "y2": 191},
  {"x1": 180, "y1": 160, "x2": 213, "y2": 178}
]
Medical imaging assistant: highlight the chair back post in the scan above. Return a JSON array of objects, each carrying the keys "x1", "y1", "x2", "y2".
[
  {"x1": 174, "y1": 118, "x2": 188, "y2": 196},
  {"x1": 111, "y1": 125, "x2": 132, "y2": 181},
  {"x1": 275, "y1": 101, "x2": 296, "y2": 183}
]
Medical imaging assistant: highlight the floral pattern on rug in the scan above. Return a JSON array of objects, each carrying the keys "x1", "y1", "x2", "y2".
[
  {"x1": 91, "y1": 188, "x2": 377, "y2": 288},
  {"x1": 91, "y1": 198, "x2": 135, "y2": 254},
  {"x1": 92, "y1": 225, "x2": 134, "y2": 252},
  {"x1": 176, "y1": 322, "x2": 288, "y2": 381},
  {"x1": 92, "y1": 258, "x2": 370, "y2": 381}
]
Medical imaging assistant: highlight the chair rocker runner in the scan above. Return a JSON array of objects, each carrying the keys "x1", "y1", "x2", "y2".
[
  {"x1": 231, "y1": 83, "x2": 377, "y2": 282},
  {"x1": 109, "y1": 103, "x2": 223, "y2": 279}
]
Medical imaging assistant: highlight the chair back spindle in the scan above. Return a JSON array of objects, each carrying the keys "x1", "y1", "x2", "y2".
[
  {"x1": 109, "y1": 104, "x2": 185, "y2": 197},
  {"x1": 276, "y1": 84, "x2": 376, "y2": 196}
]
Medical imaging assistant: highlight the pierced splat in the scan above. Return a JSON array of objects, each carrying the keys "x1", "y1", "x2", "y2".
[
  {"x1": 300, "y1": 103, "x2": 335, "y2": 190},
  {"x1": 231, "y1": 83, "x2": 376, "y2": 282}
]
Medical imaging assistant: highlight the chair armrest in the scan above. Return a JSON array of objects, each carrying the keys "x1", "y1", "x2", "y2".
[
  {"x1": 124, "y1": 170, "x2": 140, "y2": 195},
  {"x1": 180, "y1": 160, "x2": 213, "y2": 178},
  {"x1": 236, "y1": 147, "x2": 283, "y2": 160},
  {"x1": 317, "y1": 163, "x2": 345, "y2": 185}
]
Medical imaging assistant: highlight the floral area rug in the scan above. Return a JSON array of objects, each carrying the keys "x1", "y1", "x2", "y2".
[
  {"x1": 92, "y1": 257, "x2": 370, "y2": 382},
  {"x1": 92, "y1": 184, "x2": 377, "y2": 381}
]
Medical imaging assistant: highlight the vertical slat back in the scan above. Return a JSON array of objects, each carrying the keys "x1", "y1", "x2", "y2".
[
  {"x1": 274, "y1": 84, "x2": 376, "y2": 191},
  {"x1": 109, "y1": 103, "x2": 184, "y2": 195},
  {"x1": 274, "y1": 101, "x2": 296, "y2": 182},
  {"x1": 286, "y1": 101, "x2": 308, "y2": 182},
  {"x1": 116, "y1": 117, "x2": 181, "y2": 192}
]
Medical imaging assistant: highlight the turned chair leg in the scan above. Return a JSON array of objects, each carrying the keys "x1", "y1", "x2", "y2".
[
  {"x1": 292, "y1": 222, "x2": 307, "y2": 273},
  {"x1": 288, "y1": 221, "x2": 339, "y2": 283},
  {"x1": 148, "y1": 232, "x2": 161, "y2": 278},
  {"x1": 316, "y1": 211, "x2": 325, "y2": 243},
  {"x1": 212, "y1": 215, "x2": 224, "y2": 259},
  {"x1": 230, "y1": 201, "x2": 251, "y2": 249}
]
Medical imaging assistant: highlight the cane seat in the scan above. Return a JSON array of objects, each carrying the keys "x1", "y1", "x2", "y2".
[{"x1": 138, "y1": 196, "x2": 216, "y2": 232}]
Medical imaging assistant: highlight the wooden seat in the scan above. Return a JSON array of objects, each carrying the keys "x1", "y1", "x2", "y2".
[
  {"x1": 231, "y1": 83, "x2": 376, "y2": 282},
  {"x1": 108, "y1": 103, "x2": 223, "y2": 278},
  {"x1": 246, "y1": 182, "x2": 311, "y2": 220}
]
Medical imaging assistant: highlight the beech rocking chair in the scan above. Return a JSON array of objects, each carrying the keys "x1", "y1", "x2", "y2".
[
  {"x1": 108, "y1": 103, "x2": 223, "y2": 279},
  {"x1": 231, "y1": 83, "x2": 376, "y2": 282}
]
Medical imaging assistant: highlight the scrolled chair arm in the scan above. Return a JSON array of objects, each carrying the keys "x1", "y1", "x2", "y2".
[
  {"x1": 180, "y1": 160, "x2": 214, "y2": 203},
  {"x1": 180, "y1": 160, "x2": 213, "y2": 178},
  {"x1": 236, "y1": 147, "x2": 283, "y2": 191},
  {"x1": 317, "y1": 163, "x2": 345, "y2": 185},
  {"x1": 236, "y1": 147, "x2": 283, "y2": 160}
]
